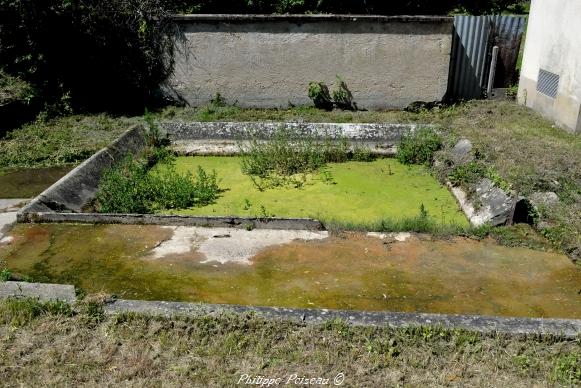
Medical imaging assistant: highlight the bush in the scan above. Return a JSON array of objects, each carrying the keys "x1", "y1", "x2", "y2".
[
  {"x1": 95, "y1": 152, "x2": 220, "y2": 213},
  {"x1": 307, "y1": 82, "x2": 333, "y2": 111},
  {"x1": 331, "y1": 76, "x2": 356, "y2": 110},
  {"x1": 396, "y1": 128, "x2": 443, "y2": 165}
]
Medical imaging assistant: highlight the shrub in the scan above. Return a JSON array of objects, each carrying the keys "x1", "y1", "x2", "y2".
[
  {"x1": 331, "y1": 76, "x2": 356, "y2": 110},
  {"x1": 307, "y1": 82, "x2": 333, "y2": 111},
  {"x1": 95, "y1": 153, "x2": 220, "y2": 213},
  {"x1": 396, "y1": 127, "x2": 443, "y2": 165}
]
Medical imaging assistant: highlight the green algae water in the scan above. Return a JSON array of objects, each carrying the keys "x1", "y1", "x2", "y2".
[
  {"x1": 0, "y1": 166, "x2": 72, "y2": 198},
  {"x1": 2, "y1": 224, "x2": 580, "y2": 319},
  {"x1": 159, "y1": 156, "x2": 468, "y2": 226}
]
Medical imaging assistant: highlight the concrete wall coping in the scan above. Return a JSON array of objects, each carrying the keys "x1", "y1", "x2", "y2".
[
  {"x1": 172, "y1": 14, "x2": 453, "y2": 23},
  {"x1": 17, "y1": 212, "x2": 325, "y2": 231},
  {"x1": 0, "y1": 281, "x2": 76, "y2": 304},
  {"x1": 106, "y1": 299, "x2": 581, "y2": 338}
]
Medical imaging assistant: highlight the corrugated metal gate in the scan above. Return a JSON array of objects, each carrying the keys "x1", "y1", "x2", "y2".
[{"x1": 448, "y1": 15, "x2": 527, "y2": 99}]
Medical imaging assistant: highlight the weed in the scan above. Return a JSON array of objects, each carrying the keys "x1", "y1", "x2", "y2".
[
  {"x1": 239, "y1": 127, "x2": 372, "y2": 189},
  {"x1": 448, "y1": 161, "x2": 512, "y2": 192},
  {"x1": 0, "y1": 259, "x2": 12, "y2": 281},
  {"x1": 552, "y1": 352, "x2": 581, "y2": 385},
  {"x1": 81, "y1": 301, "x2": 106, "y2": 324},
  {"x1": 0, "y1": 298, "x2": 72, "y2": 327},
  {"x1": 95, "y1": 153, "x2": 220, "y2": 214},
  {"x1": 243, "y1": 198, "x2": 252, "y2": 210},
  {"x1": 0, "y1": 268, "x2": 12, "y2": 281},
  {"x1": 210, "y1": 92, "x2": 227, "y2": 107},
  {"x1": 331, "y1": 76, "x2": 356, "y2": 110},
  {"x1": 259, "y1": 205, "x2": 275, "y2": 218},
  {"x1": 396, "y1": 127, "x2": 443, "y2": 165},
  {"x1": 307, "y1": 82, "x2": 333, "y2": 111},
  {"x1": 506, "y1": 84, "x2": 519, "y2": 99},
  {"x1": 448, "y1": 161, "x2": 488, "y2": 187},
  {"x1": 143, "y1": 109, "x2": 169, "y2": 148}
]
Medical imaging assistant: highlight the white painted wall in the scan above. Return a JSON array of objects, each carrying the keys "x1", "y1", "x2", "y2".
[{"x1": 519, "y1": 0, "x2": 581, "y2": 132}]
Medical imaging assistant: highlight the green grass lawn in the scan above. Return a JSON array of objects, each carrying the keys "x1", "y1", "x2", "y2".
[{"x1": 164, "y1": 156, "x2": 468, "y2": 226}]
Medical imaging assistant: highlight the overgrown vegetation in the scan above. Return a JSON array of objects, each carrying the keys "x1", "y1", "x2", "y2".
[
  {"x1": 307, "y1": 82, "x2": 333, "y2": 111},
  {"x1": 0, "y1": 296, "x2": 577, "y2": 387},
  {"x1": 0, "y1": 0, "x2": 176, "y2": 120},
  {"x1": 0, "y1": 114, "x2": 137, "y2": 170},
  {"x1": 95, "y1": 119, "x2": 220, "y2": 213},
  {"x1": 96, "y1": 151, "x2": 220, "y2": 213},
  {"x1": 396, "y1": 127, "x2": 443, "y2": 165},
  {"x1": 239, "y1": 127, "x2": 372, "y2": 190},
  {"x1": 307, "y1": 76, "x2": 356, "y2": 111}
]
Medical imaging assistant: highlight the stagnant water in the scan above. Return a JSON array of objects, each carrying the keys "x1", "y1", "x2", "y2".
[
  {"x1": 2, "y1": 224, "x2": 579, "y2": 319},
  {"x1": 0, "y1": 166, "x2": 72, "y2": 198}
]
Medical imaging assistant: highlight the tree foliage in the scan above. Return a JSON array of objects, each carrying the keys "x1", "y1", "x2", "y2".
[{"x1": 0, "y1": 0, "x2": 177, "y2": 114}]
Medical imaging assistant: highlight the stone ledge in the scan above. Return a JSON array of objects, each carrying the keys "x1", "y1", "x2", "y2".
[
  {"x1": 172, "y1": 14, "x2": 453, "y2": 23},
  {"x1": 0, "y1": 281, "x2": 76, "y2": 304},
  {"x1": 106, "y1": 299, "x2": 581, "y2": 338},
  {"x1": 17, "y1": 212, "x2": 325, "y2": 231}
]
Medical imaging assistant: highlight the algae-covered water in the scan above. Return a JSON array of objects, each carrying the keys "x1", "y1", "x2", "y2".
[
  {"x1": 163, "y1": 156, "x2": 468, "y2": 226},
  {"x1": 2, "y1": 224, "x2": 580, "y2": 319},
  {"x1": 0, "y1": 166, "x2": 72, "y2": 198}
]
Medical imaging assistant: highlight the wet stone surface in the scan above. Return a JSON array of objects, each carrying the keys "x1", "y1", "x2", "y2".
[{"x1": 1, "y1": 224, "x2": 580, "y2": 319}]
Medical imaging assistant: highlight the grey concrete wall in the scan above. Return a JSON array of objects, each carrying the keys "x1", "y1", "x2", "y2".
[
  {"x1": 518, "y1": 0, "x2": 581, "y2": 133},
  {"x1": 17, "y1": 125, "x2": 147, "y2": 218},
  {"x1": 167, "y1": 15, "x2": 453, "y2": 110}
]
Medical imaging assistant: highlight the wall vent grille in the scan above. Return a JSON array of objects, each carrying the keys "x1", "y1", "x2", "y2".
[{"x1": 537, "y1": 69, "x2": 559, "y2": 98}]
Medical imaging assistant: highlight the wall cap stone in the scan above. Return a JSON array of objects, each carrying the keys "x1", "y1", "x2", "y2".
[
  {"x1": 106, "y1": 299, "x2": 581, "y2": 338},
  {"x1": 172, "y1": 14, "x2": 453, "y2": 23}
]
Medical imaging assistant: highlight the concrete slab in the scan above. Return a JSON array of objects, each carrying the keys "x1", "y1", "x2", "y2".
[
  {"x1": 150, "y1": 226, "x2": 329, "y2": 264},
  {"x1": 0, "y1": 211, "x2": 17, "y2": 240},
  {"x1": 0, "y1": 281, "x2": 76, "y2": 304},
  {"x1": 0, "y1": 199, "x2": 29, "y2": 212}
]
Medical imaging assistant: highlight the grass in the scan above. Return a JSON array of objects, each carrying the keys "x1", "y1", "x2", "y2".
[
  {"x1": 0, "y1": 69, "x2": 35, "y2": 106},
  {"x1": 0, "y1": 114, "x2": 139, "y2": 171},
  {"x1": 0, "y1": 297, "x2": 579, "y2": 386},
  {"x1": 163, "y1": 156, "x2": 468, "y2": 227}
]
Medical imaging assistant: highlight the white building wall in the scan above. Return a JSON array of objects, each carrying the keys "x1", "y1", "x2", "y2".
[{"x1": 518, "y1": 0, "x2": 581, "y2": 133}]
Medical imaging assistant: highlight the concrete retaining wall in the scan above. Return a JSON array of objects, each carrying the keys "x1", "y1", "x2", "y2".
[
  {"x1": 107, "y1": 299, "x2": 581, "y2": 338},
  {"x1": 162, "y1": 121, "x2": 424, "y2": 155},
  {"x1": 167, "y1": 14, "x2": 453, "y2": 110},
  {"x1": 18, "y1": 125, "x2": 147, "y2": 218}
]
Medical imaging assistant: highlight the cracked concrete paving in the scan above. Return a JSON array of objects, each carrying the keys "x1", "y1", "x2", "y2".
[{"x1": 149, "y1": 226, "x2": 329, "y2": 264}]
